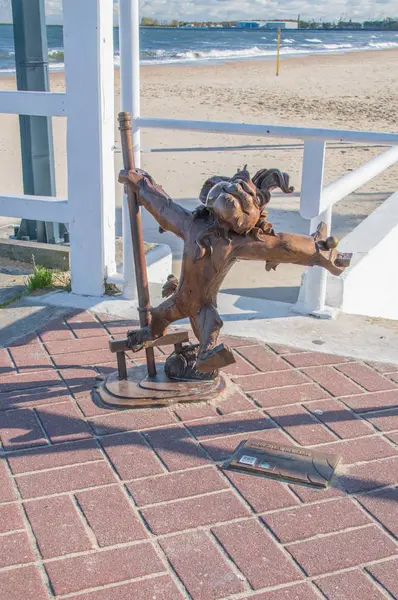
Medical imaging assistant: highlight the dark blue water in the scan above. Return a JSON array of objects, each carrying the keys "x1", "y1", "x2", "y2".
[{"x1": 0, "y1": 24, "x2": 397, "y2": 71}]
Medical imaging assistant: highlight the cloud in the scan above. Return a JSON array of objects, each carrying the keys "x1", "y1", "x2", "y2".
[{"x1": 0, "y1": 0, "x2": 396, "y2": 24}]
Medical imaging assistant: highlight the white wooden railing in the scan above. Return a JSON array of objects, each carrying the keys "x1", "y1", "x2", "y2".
[
  {"x1": 127, "y1": 118, "x2": 398, "y2": 313},
  {"x1": 0, "y1": 0, "x2": 117, "y2": 298},
  {"x1": 0, "y1": 0, "x2": 397, "y2": 317}
]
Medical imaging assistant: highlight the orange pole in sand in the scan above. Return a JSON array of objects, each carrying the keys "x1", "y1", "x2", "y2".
[{"x1": 276, "y1": 28, "x2": 281, "y2": 76}]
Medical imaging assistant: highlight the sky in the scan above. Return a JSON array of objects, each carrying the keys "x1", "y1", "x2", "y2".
[{"x1": 0, "y1": 0, "x2": 395, "y2": 25}]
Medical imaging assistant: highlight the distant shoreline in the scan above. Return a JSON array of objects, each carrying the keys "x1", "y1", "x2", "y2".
[
  {"x1": 138, "y1": 27, "x2": 398, "y2": 32},
  {"x1": 0, "y1": 23, "x2": 398, "y2": 32}
]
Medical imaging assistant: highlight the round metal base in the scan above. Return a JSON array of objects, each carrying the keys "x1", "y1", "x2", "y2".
[{"x1": 94, "y1": 363, "x2": 226, "y2": 409}]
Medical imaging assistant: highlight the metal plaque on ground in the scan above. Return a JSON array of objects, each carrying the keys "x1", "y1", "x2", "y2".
[{"x1": 223, "y1": 437, "x2": 341, "y2": 489}]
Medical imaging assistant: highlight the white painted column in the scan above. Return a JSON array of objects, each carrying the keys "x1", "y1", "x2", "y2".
[
  {"x1": 296, "y1": 140, "x2": 329, "y2": 314},
  {"x1": 119, "y1": 0, "x2": 141, "y2": 299},
  {"x1": 63, "y1": 0, "x2": 116, "y2": 297}
]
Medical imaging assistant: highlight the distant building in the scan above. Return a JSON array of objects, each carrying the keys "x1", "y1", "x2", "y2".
[
  {"x1": 236, "y1": 21, "x2": 260, "y2": 29},
  {"x1": 263, "y1": 20, "x2": 298, "y2": 29},
  {"x1": 237, "y1": 19, "x2": 298, "y2": 30}
]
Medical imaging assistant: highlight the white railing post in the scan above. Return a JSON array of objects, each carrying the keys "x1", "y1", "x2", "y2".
[
  {"x1": 119, "y1": 0, "x2": 141, "y2": 299},
  {"x1": 63, "y1": 0, "x2": 116, "y2": 297},
  {"x1": 296, "y1": 140, "x2": 330, "y2": 314}
]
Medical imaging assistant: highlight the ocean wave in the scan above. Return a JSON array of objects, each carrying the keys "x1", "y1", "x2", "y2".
[
  {"x1": 115, "y1": 40, "x2": 398, "y2": 66},
  {"x1": 305, "y1": 38, "x2": 322, "y2": 43},
  {"x1": 143, "y1": 45, "x2": 311, "y2": 64},
  {"x1": 368, "y1": 41, "x2": 398, "y2": 49},
  {"x1": 283, "y1": 38, "x2": 295, "y2": 43},
  {"x1": 323, "y1": 43, "x2": 353, "y2": 49},
  {"x1": 175, "y1": 46, "x2": 269, "y2": 60},
  {"x1": 49, "y1": 62, "x2": 65, "y2": 71}
]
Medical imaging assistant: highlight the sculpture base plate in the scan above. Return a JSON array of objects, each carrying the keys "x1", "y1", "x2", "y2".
[{"x1": 94, "y1": 363, "x2": 226, "y2": 409}]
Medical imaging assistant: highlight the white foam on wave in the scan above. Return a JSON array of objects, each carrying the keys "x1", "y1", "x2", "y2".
[
  {"x1": 49, "y1": 62, "x2": 65, "y2": 71},
  {"x1": 368, "y1": 41, "x2": 398, "y2": 49},
  {"x1": 283, "y1": 38, "x2": 295, "y2": 43},
  {"x1": 323, "y1": 43, "x2": 353, "y2": 49},
  {"x1": 306, "y1": 38, "x2": 322, "y2": 43},
  {"x1": 141, "y1": 45, "x2": 312, "y2": 65}
]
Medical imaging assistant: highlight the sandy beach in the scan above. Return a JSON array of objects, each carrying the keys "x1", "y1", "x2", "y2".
[{"x1": 1, "y1": 49, "x2": 397, "y2": 300}]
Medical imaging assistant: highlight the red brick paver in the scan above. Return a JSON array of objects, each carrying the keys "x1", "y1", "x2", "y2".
[
  {"x1": 0, "y1": 348, "x2": 15, "y2": 375},
  {"x1": 212, "y1": 519, "x2": 303, "y2": 589},
  {"x1": 263, "y1": 497, "x2": 370, "y2": 543},
  {"x1": 0, "y1": 502, "x2": 24, "y2": 533},
  {"x1": 251, "y1": 584, "x2": 320, "y2": 600},
  {"x1": 303, "y1": 398, "x2": 375, "y2": 438},
  {"x1": 144, "y1": 424, "x2": 208, "y2": 471},
  {"x1": 284, "y1": 351, "x2": 352, "y2": 368},
  {"x1": 226, "y1": 470, "x2": 299, "y2": 513},
  {"x1": 341, "y1": 388, "x2": 398, "y2": 412},
  {"x1": 141, "y1": 490, "x2": 250, "y2": 535},
  {"x1": 286, "y1": 525, "x2": 396, "y2": 576},
  {"x1": 9, "y1": 344, "x2": 53, "y2": 372},
  {"x1": 303, "y1": 365, "x2": 363, "y2": 397},
  {"x1": 45, "y1": 543, "x2": 164, "y2": 596},
  {"x1": 160, "y1": 531, "x2": 245, "y2": 599},
  {"x1": 127, "y1": 465, "x2": 228, "y2": 506},
  {"x1": 266, "y1": 403, "x2": 336, "y2": 445},
  {"x1": 0, "y1": 408, "x2": 48, "y2": 450},
  {"x1": 336, "y1": 362, "x2": 397, "y2": 392},
  {"x1": 0, "y1": 565, "x2": 50, "y2": 600},
  {"x1": 365, "y1": 407, "x2": 398, "y2": 431},
  {"x1": 356, "y1": 486, "x2": 398, "y2": 536},
  {"x1": 366, "y1": 558, "x2": 398, "y2": 598},
  {"x1": 0, "y1": 311, "x2": 397, "y2": 600},
  {"x1": 0, "y1": 385, "x2": 72, "y2": 411},
  {"x1": 8, "y1": 438, "x2": 102, "y2": 473},
  {"x1": 0, "y1": 459, "x2": 17, "y2": 502},
  {"x1": 75, "y1": 485, "x2": 147, "y2": 546},
  {"x1": 233, "y1": 369, "x2": 306, "y2": 392},
  {"x1": 314, "y1": 569, "x2": 388, "y2": 600},
  {"x1": 235, "y1": 344, "x2": 289, "y2": 372},
  {"x1": 36, "y1": 401, "x2": 92, "y2": 443},
  {"x1": 0, "y1": 531, "x2": 36, "y2": 568},
  {"x1": 251, "y1": 382, "x2": 329, "y2": 408},
  {"x1": 66, "y1": 575, "x2": 185, "y2": 600},
  {"x1": 100, "y1": 430, "x2": 164, "y2": 479},
  {"x1": 24, "y1": 495, "x2": 93, "y2": 558},
  {"x1": 16, "y1": 461, "x2": 117, "y2": 499}
]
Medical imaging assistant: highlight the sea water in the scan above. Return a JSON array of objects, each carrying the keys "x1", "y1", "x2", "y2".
[{"x1": 0, "y1": 24, "x2": 397, "y2": 72}]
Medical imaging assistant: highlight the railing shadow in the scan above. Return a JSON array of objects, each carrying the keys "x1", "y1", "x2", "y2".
[
  {"x1": 0, "y1": 309, "x2": 396, "y2": 502},
  {"x1": 1, "y1": 381, "x2": 397, "y2": 501}
]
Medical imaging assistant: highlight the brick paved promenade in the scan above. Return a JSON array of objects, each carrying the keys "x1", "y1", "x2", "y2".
[{"x1": 0, "y1": 310, "x2": 397, "y2": 599}]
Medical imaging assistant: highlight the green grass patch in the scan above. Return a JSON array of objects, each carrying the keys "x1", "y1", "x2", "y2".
[{"x1": 26, "y1": 265, "x2": 54, "y2": 292}]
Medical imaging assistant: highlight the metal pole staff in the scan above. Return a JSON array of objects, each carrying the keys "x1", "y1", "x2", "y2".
[{"x1": 118, "y1": 112, "x2": 157, "y2": 378}]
